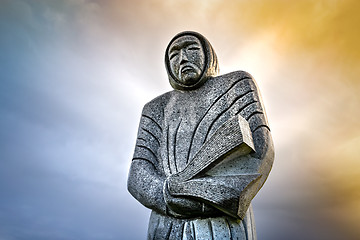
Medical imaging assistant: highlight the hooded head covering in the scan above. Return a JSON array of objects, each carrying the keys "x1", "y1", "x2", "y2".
[{"x1": 165, "y1": 31, "x2": 219, "y2": 91}]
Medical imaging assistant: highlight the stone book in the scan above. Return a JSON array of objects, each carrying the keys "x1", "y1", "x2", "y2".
[{"x1": 167, "y1": 114, "x2": 260, "y2": 219}]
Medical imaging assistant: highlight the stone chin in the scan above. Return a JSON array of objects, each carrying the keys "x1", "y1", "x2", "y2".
[{"x1": 178, "y1": 71, "x2": 201, "y2": 86}]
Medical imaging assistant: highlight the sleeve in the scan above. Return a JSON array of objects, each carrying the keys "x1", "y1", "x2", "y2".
[
  {"x1": 127, "y1": 101, "x2": 167, "y2": 215},
  {"x1": 228, "y1": 71, "x2": 274, "y2": 183},
  {"x1": 128, "y1": 94, "x2": 222, "y2": 218},
  {"x1": 235, "y1": 73, "x2": 275, "y2": 218}
]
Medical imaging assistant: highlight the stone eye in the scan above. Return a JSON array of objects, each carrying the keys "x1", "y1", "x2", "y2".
[
  {"x1": 188, "y1": 46, "x2": 200, "y2": 51},
  {"x1": 169, "y1": 52, "x2": 178, "y2": 60}
]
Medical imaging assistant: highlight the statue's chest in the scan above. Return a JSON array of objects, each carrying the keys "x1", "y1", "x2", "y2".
[
  {"x1": 160, "y1": 90, "x2": 219, "y2": 175},
  {"x1": 163, "y1": 92, "x2": 209, "y2": 135}
]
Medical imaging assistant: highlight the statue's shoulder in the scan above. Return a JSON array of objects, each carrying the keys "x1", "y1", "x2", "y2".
[
  {"x1": 215, "y1": 70, "x2": 258, "y2": 89},
  {"x1": 142, "y1": 91, "x2": 173, "y2": 116},
  {"x1": 224, "y1": 70, "x2": 253, "y2": 79}
]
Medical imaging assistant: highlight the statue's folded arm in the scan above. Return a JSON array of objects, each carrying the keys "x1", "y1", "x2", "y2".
[{"x1": 128, "y1": 102, "x2": 222, "y2": 218}]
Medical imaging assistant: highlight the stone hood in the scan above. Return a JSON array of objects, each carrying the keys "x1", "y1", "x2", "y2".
[{"x1": 165, "y1": 31, "x2": 219, "y2": 91}]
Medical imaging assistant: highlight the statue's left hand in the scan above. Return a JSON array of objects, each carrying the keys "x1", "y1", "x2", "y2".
[{"x1": 163, "y1": 178, "x2": 220, "y2": 218}]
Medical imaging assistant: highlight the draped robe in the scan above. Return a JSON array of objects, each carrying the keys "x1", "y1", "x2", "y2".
[{"x1": 128, "y1": 71, "x2": 274, "y2": 240}]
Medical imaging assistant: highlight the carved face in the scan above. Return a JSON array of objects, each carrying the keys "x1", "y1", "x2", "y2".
[{"x1": 168, "y1": 35, "x2": 205, "y2": 86}]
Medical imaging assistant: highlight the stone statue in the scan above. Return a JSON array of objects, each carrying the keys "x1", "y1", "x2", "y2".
[{"x1": 127, "y1": 31, "x2": 274, "y2": 240}]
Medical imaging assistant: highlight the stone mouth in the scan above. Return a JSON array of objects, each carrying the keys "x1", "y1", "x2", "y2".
[{"x1": 181, "y1": 65, "x2": 194, "y2": 73}]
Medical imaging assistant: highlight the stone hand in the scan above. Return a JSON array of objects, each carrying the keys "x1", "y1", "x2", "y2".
[{"x1": 163, "y1": 178, "x2": 220, "y2": 218}]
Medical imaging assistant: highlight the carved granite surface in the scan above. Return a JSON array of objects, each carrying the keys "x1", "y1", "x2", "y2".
[{"x1": 127, "y1": 31, "x2": 274, "y2": 240}]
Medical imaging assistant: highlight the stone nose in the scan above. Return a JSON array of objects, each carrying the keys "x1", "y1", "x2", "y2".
[{"x1": 179, "y1": 49, "x2": 189, "y2": 64}]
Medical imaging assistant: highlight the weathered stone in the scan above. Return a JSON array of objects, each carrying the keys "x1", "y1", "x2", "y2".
[{"x1": 127, "y1": 31, "x2": 274, "y2": 240}]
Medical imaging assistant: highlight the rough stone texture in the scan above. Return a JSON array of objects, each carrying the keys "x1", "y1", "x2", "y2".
[{"x1": 127, "y1": 31, "x2": 274, "y2": 240}]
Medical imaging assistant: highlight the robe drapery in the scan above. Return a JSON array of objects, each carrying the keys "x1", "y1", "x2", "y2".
[{"x1": 129, "y1": 70, "x2": 274, "y2": 240}]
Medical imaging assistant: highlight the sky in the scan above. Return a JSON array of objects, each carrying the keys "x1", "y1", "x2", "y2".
[{"x1": 0, "y1": 0, "x2": 359, "y2": 239}]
